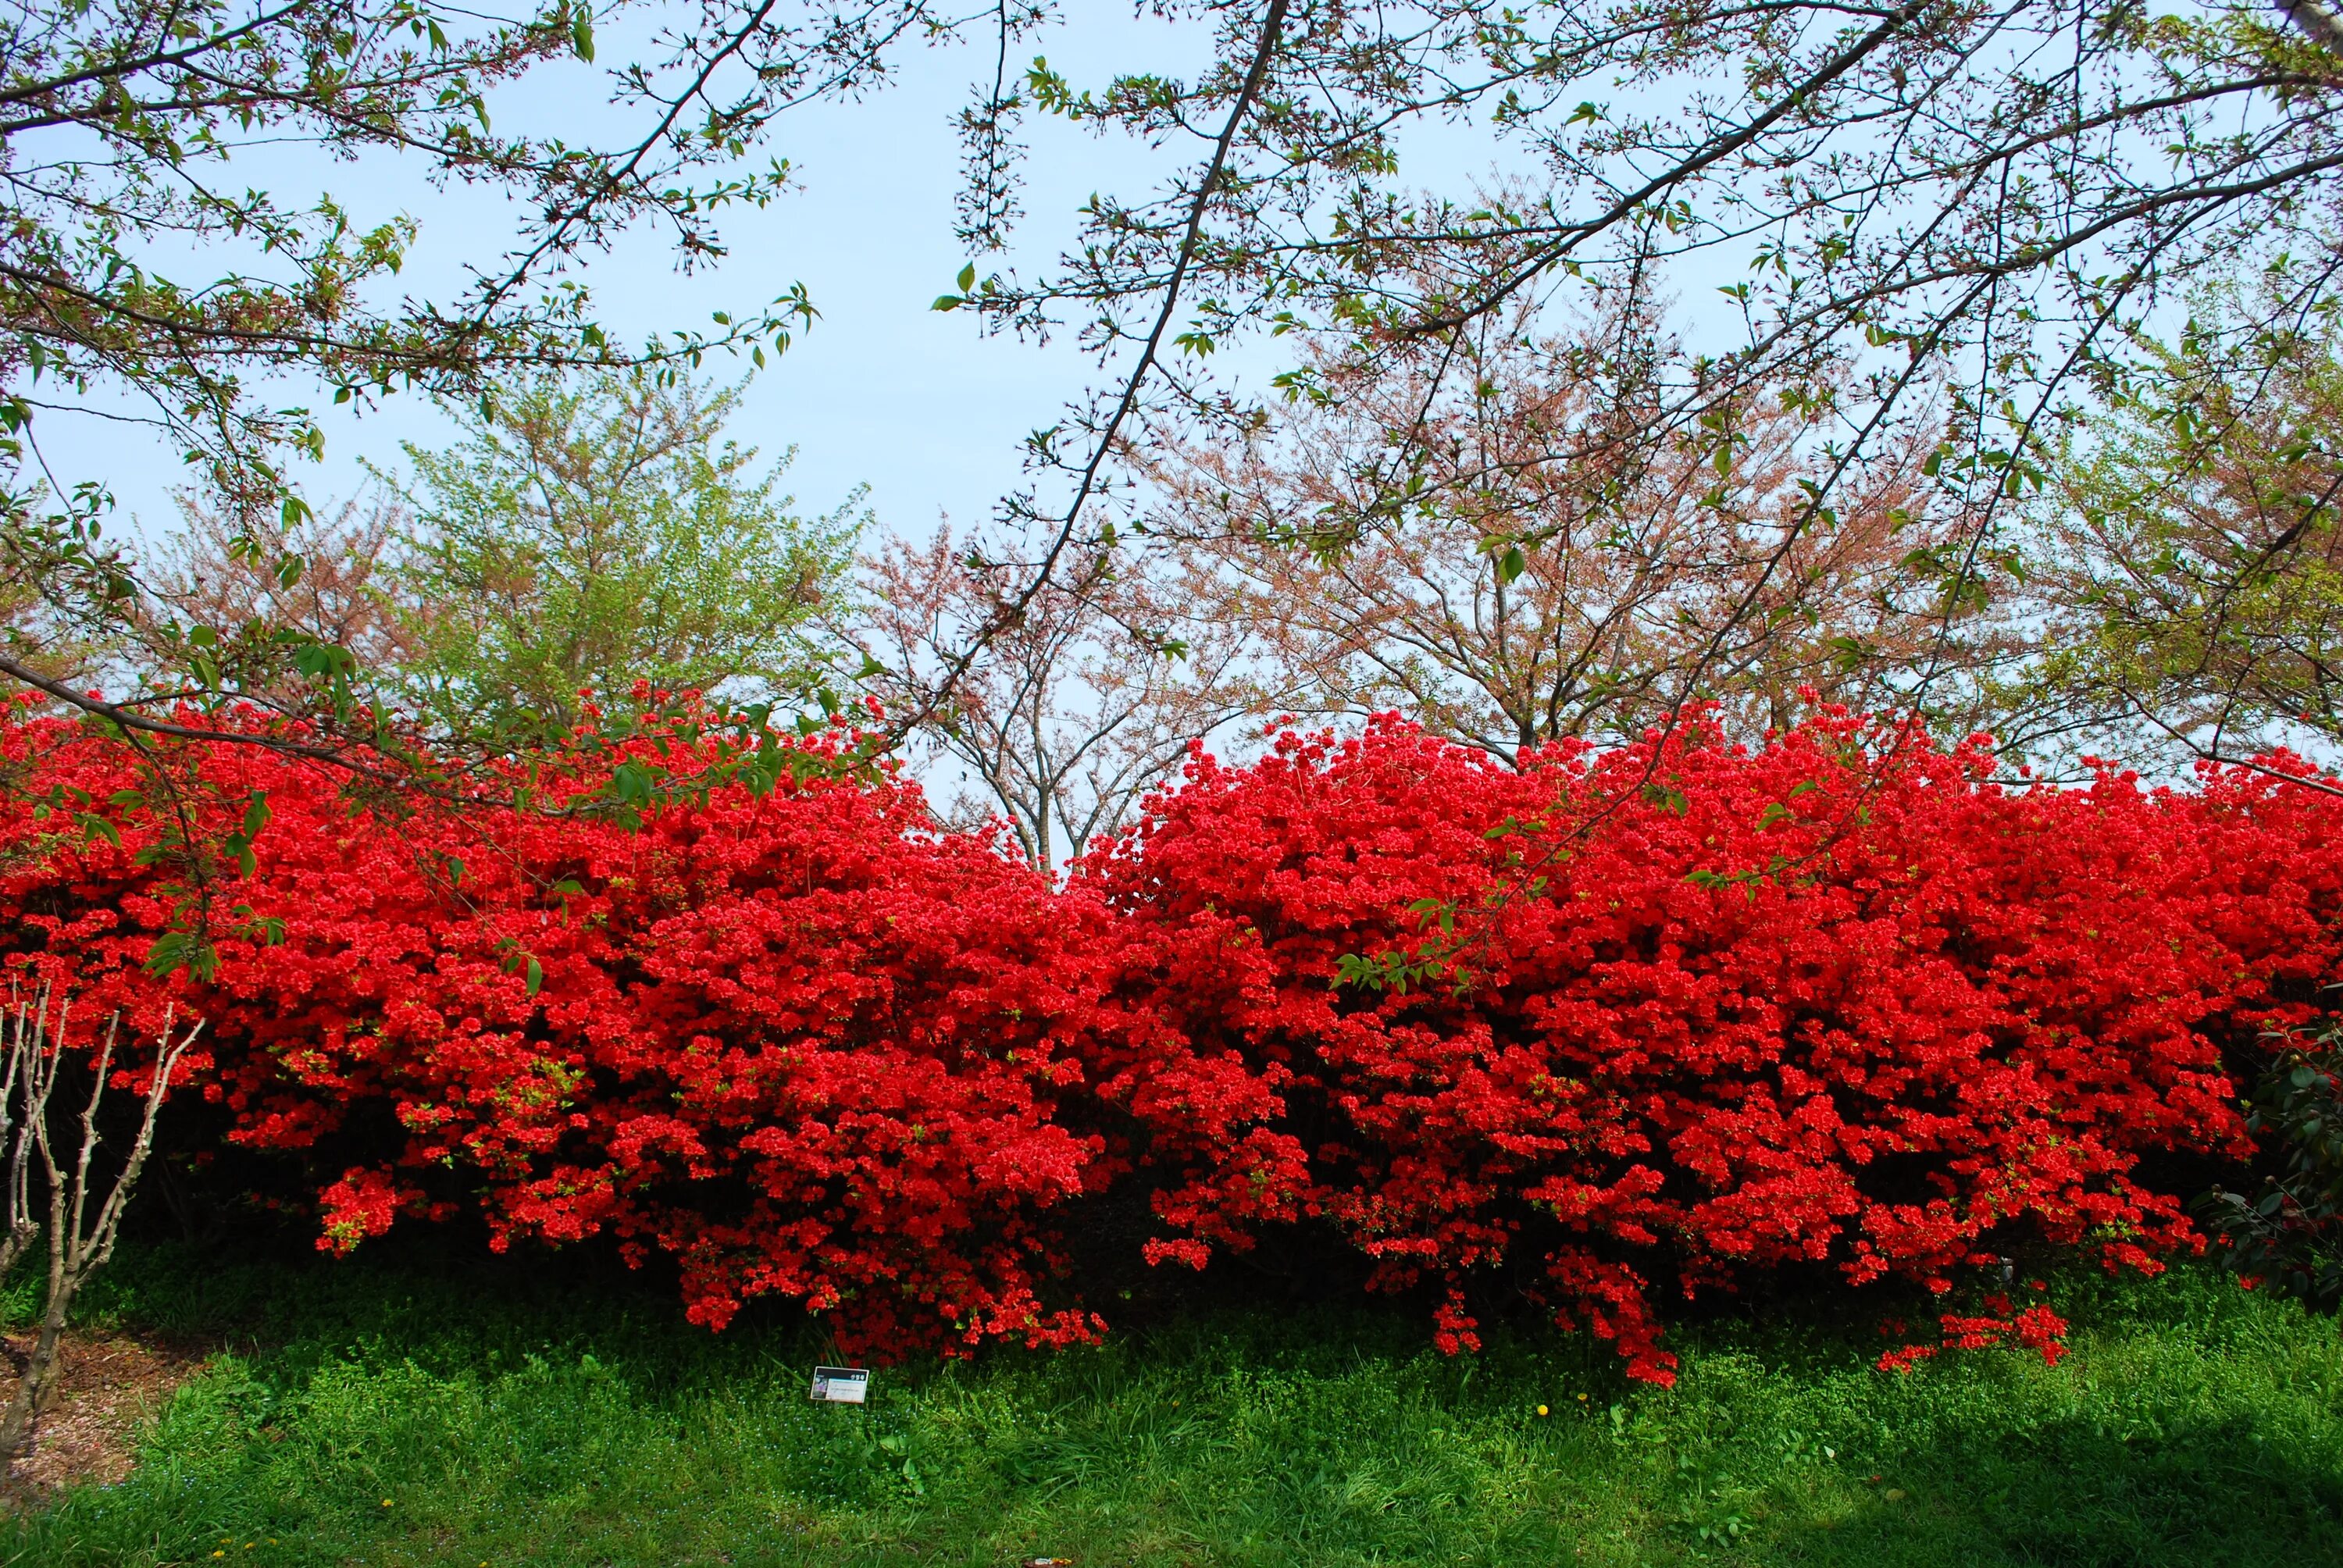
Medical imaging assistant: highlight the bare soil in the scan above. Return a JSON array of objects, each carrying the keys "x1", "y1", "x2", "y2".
[{"x1": 0, "y1": 1328, "x2": 206, "y2": 1502}]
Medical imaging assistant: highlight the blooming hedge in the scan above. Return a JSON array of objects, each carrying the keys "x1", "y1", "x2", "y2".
[
  {"x1": 0, "y1": 705, "x2": 1143, "y2": 1356},
  {"x1": 2, "y1": 700, "x2": 2337, "y2": 1378},
  {"x1": 1086, "y1": 716, "x2": 2343, "y2": 1379}
]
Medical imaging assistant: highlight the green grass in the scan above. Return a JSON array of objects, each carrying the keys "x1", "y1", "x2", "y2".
[{"x1": 3, "y1": 1240, "x2": 2340, "y2": 1566}]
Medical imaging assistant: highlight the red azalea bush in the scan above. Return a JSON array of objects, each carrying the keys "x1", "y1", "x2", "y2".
[
  {"x1": 1081, "y1": 714, "x2": 2343, "y2": 1382},
  {"x1": 0, "y1": 701, "x2": 1138, "y2": 1356},
  {"x1": 2, "y1": 697, "x2": 2339, "y2": 1378}
]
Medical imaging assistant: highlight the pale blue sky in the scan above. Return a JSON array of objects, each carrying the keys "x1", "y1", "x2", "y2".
[
  {"x1": 45, "y1": 8, "x2": 1252, "y2": 548},
  {"x1": 39, "y1": 5, "x2": 1739, "y2": 558}
]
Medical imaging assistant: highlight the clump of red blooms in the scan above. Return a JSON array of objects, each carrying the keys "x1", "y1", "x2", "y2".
[
  {"x1": 3, "y1": 694, "x2": 2338, "y2": 1382},
  {"x1": 1877, "y1": 1292, "x2": 2072, "y2": 1374}
]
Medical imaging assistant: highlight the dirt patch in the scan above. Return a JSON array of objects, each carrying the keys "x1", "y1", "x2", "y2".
[{"x1": 0, "y1": 1329, "x2": 208, "y2": 1502}]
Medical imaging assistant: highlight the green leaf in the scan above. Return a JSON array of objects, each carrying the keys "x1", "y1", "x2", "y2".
[
  {"x1": 524, "y1": 957, "x2": 545, "y2": 997},
  {"x1": 609, "y1": 759, "x2": 657, "y2": 807},
  {"x1": 1639, "y1": 782, "x2": 1689, "y2": 814},
  {"x1": 570, "y1": 8, "x2": 594, "y2": 61},
  {"x1": 142, "y1": 931, "x2": 205, "y2": 979},
  {"x1": 957, "y1": 263, "x2": 976, "y2": 291}
]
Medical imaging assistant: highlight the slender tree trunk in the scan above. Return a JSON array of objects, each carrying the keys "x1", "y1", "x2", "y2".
[
  {"x1": 0, "y1": 993, "x2": 200, "y2": 1464},
  {"x1": 0, "y1": 1250, "x2": 72, "y2": 1448}
]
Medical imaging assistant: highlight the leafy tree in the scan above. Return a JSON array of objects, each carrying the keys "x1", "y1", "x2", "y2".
[
  {"x1": 144, "y1": 493, "x2": 416, "y2": 709},
  {"x1": 2019, "y1": 292, "x2": 2343, "y2": 775},
  {"x1": 922, "y1": 0, "x2": 2343, "y2": 736},
  {"x1": 0, "y1": 0, "x2": 944, "y2": 741},
  {"x1": 381, "y1": 371, "x2": 859, "y2": 736},
  {"x1": 1147, "y1": 307, "x2": 2002, "y2": 759},
  {"x1": 847, "y1": 529, "x2": 1259, "y2": 868}
]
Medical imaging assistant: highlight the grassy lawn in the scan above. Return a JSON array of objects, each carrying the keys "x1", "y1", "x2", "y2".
[{"x1": 3, "y1": 1242, "x2": 2339, "y2": 1566}]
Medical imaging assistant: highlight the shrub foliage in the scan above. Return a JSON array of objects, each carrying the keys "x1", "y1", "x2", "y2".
[{"x1": 3, "y1": 700, "x2": 2338, "y2": 1379}]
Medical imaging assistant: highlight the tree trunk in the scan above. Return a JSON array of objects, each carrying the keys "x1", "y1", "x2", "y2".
[{"x1": 0, "y1": 1270, "x2": 70, "y2": 1459}]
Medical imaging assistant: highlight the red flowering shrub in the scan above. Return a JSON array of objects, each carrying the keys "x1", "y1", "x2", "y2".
[
  {"x1": 1878, "y1": 1294, "x2": 2072, "y2": 1373},
  {"x1": 1082, "y1": 714, "x2": 2343, "y2": 1383},
  {"x1": 0, "y1": 700, "x2": 1137, "y2": 1356},
  {"x1": 3, "y1": 698, "x2": 2338, "y2": 1379}
]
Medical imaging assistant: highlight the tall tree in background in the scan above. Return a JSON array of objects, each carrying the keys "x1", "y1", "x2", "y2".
[
  {"x1": 144, "y1": 494, "x2": 415, "y2": 712},
  {"x1": 382, "y1": 372, "x2": 859, "y2": 736},
  {"x1": 927, "y1": 0, "x2": 2343, "y2": 750},
  {"x1": 2018, "y1": 288, "x2": 2343, "y2": 774},
  {"x1": 847, "y1": 531, "x2": 1257, "y2": 868},
  {"x1": 0, "y1": 0, "x2": 965, "y2": 743},
  {"x1": 1149, "y1": 312, "x2": 1990, "y2": 760}
]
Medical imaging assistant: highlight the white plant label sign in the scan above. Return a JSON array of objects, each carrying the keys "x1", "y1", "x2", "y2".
[{"x1": 809, "y1": 1365, "x2": 870, "y2": 1404}]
